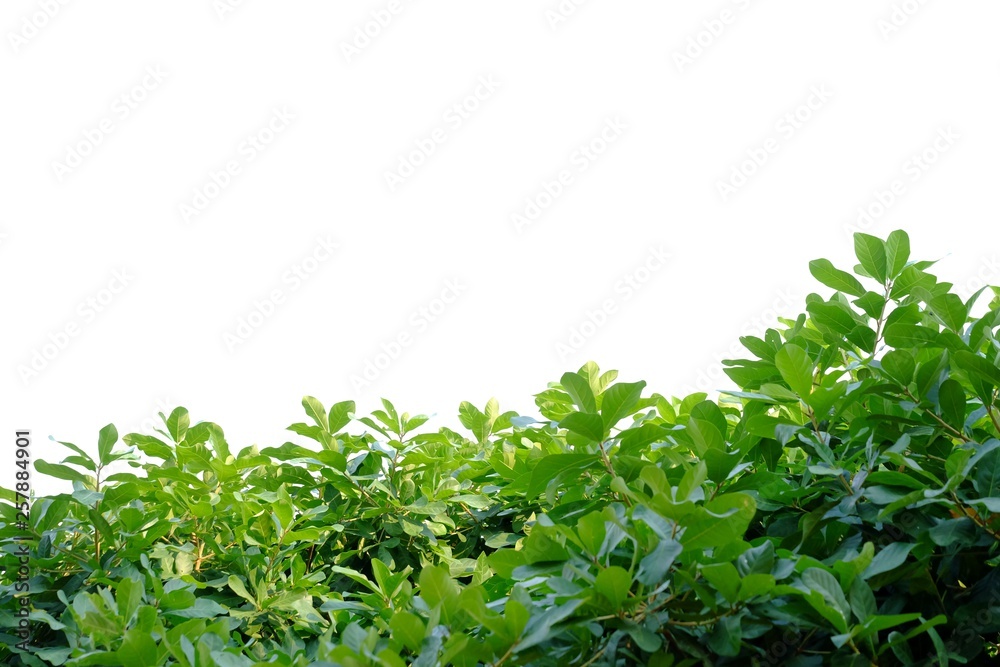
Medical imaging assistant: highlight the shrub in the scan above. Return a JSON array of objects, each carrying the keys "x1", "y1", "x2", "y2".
[{"x1": 2, "y1": 230, "x2": 999, "y2": 666}]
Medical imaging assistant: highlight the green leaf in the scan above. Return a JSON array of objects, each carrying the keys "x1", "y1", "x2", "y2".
[
  {"x1": 458, "y1": 401, "x2": 490, "y2": 443},
  {"x1": 617, "y1": 423, "x2": 669, "y2": 457},
  {"x1": 679, "y1": 492, "x2": 757, "y2": 550},
  {"x1": 849, "y1": 577, "x2": 877, "y2": 622},
  {"x1": 880, "y1": 350, "x2": 915, "y2": 385},
  {"x1": 302, "y1": 396, "x2": 328, "y2": 431},
  {"x1": 389, "y1": 611, "x2": 425, "y2": 653},
  {"x1": 739, "y1": 574, "x2": 775, "y2": 601},
  {"x1": 123, "y1": 433, "x2": 173, "y2": 460},
  {"x1": 117, "y1": 628, "x2": 158, "y2": 667},
  {"x1": 701, "y1": 562, "x2": 740, "y2": 603},
  {"x1": 885, "y1": 229, "x2": 910, "y2": 278},
  {"x1": 419, "y1": 565, "x2": 459, "y2": 608},
  {"x1": 928, "y1": 518, "x2": 977, "y2": 547},
  {"x1": 636, "y1": 538, "x2": 682, "y2": 586},
  {"x1": 883, "y1": 323, "x2": 941, "y2": 348},
  {"x1": 809, "y1": 259, "x2": 866, "y2": 296},
  {"x1": 929, "y1": 293, "x2": 968, "y2": 332},
  {"x1": 863, "y1": 543, "x2": 914, "y2": 579},
  {"x1": 595, "y1": 566, "x2": 631, "y2": 611},
  {"x1": 975, "y1": 448, "x2": 1000, "y2": 497},
  {"x1": 954, "y1": 351, "x2": 1000, "y2": 387},
  {"x1": 165, "y1": 407, "x2": 189, "y2": 443},
  {"x1": 853, "y1": 291, "x2": 887, "y2": 319},
  {"x1": 228, "y1": 575, "x2": 256, "y2": 607},
  {"x1": 601, "y1": 381, "x2": 647, "y2": 432},
  {"x1": 328, "y1": 400, "x2": 355, "y2": 433},
  {"x1": 559, "y1": 412, "x2": 605, "y2": 443},
  {"x1": 34, "y1": 460, "x2": 89, "y2": 484},
  {"x1": 802, "y1": 568, "x2": 850, "y2": 633},
  {"x1": 560, "y1": 372, "x2": 597, "y2": 414},
  {"x1": 937, "y1": 378, "x2": 966, "y2": 430},
  {"x1": 526, "y1": 454, "x2": 601, "y2": 499},
  {"x1": 854, "y1": 232, "x2": 888, "y2": 283},
  {"x1": 96, "y1": 423, "x2": 118, "y2": 466},
  {"x1": 774, "y1": 344, "x2": 814, "y2": 397}
]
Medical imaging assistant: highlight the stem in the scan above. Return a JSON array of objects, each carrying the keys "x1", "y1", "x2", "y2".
[{"x1": 904, "y1": 389, "x2": 970, "y2": 442}]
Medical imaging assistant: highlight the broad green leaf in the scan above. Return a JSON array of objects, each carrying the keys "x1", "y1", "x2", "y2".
[
  {"x1": 595, "y1": 566, "x2": 631, "y2": 611},
  {"x1": 701, "y1": 562, "x2": 740, "y2": 603},
  {"x1": 937, "y1": 378, "x2": 966, "y2": 430},
  {"x1": 617, "y1": 423, "x2": 670, "y2": 457},
  {"x1": 853, "y1": 291, "x2": 886, "y2": 319},
  {"x1": 117, "y1": 628, "x2": 158, "y2": 667},
  {"x1": 458, "y1": 401, "x2": 490, "y2": 443},
  {"x1": 228, "y1": 576, "x2": 256, "y2": 607},
  {"x1": 527, "y1": 454, "x2": 602, "y2": 499},
  {"x1": 97, "y1": 423, "x2": 118, "y2": 466},
  {"x1": 880, "y1": 350, "x2": 915, "y2": 385},
  {"x1": 601, "y1": 381, "x2": 647, "y2": 432},
  {"x1": 883, "y1": 323, "x2": 941, "y2": 348},
  {"x1": 854, "y1": 232, "x2": 888, "y2": 283},
  {"x1": 419, "y1": 565, "x2": 459, "y2": 608},
  {"x1": 863, "y1": 543, "x2": 914, "y2": 579},
  {"x1": 559, "y1": 412, "x2": 605, "y2": 443},
  {"x1": 328, "y1": 400, "x2": 355, "y2": 432},
  {"x1": 165, "y1": 407, "x2": 189, "y2": 443},
  {"x1": 560, "y1": 372, "x2": 597, "y2": 414},
  {"x1": 389, "y1": 612, "x2": 425, "y2": 652},
  {"x1": 809, "y1": 259, "x2": 865, "y2": 296},
  {"x1": 739, "y1": 574, "x2": 775, "y2": 601},
  {"x1": 34, "y1": 460, "x2": 89, "y2": 484},
  {"x1": 954, "y1": 351, "x2": 1000, "y2": 387},
  {"x1": 679, "y1": 492, "x2": 756, "y2": 550},
  {"x1": 929, "y1": 293, "x2": 968, "y2": 332},
  {"x1": 802, "y1": 568, "x2": 850, "y2": 633},
  {"x1": 975, "y1": 448, "x2": 1000, "y2": 497},
  {"x1": 636, "y1": 538, "x2": 682, "y2": 586},
  {"x1": 302, "y1": 396, "x2": 327, "y2": 431},
  {"x1": 885, "y1": 229, "x2": 910, "y2": 278},
  {"x1": 774, "y1": 344, "x2": 814, "y2": 397}
]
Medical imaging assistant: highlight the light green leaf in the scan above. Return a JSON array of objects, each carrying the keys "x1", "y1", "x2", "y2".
[
  {"x1": 885, "y1": 229, "x2": 910, "y2": 278},
  {"x1": 601, "y1": 381, "x2": 647, "y2": 432},
  {"x1": 595, "y1": 566, "x2": 631, "y2": 611},
  {"x1": 854, "y1": 232, "x2": 888, "y2": 283},
  {"x1": 774, "y1": 344, "x2": 814, "y2": 397},
  {"x1": 302, "y1": 396, "x2": 328, "y2": 431},
  {"x1": 559, "y1": 412, "x2": 605, "y2": 443},
  {"x1": 809, "y1": 258, "x2": 866, "y2": 296},
  {"x1": 560, "y1": 372, "x2": 597, "y2": 414}
]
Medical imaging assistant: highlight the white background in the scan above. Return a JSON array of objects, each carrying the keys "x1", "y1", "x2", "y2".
[{"x1": 2, "y1": 1, "x2": 998, "y2": 497}]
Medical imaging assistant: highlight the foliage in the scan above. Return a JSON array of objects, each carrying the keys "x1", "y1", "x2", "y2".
[{"x1": 3, "y1": 230, "x2": 1000, "y2": 666}]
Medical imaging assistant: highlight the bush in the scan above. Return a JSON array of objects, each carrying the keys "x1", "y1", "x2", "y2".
[{"x1": 3, "y1": 230, "x2": 999, "y2": 666}]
